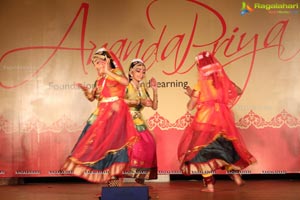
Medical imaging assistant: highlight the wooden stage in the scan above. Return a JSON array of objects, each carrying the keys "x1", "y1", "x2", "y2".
[{"x1": 0, "y1": 175, "x2": 300, "y2": 200}]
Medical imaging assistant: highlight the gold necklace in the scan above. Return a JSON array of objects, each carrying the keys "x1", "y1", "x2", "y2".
[{"x1": 131, "y1": 82, "x2": 142, "y2": 97}]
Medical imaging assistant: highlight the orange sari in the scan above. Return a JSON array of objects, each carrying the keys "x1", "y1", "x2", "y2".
[{"x1": 178, "y1": 71, "x2": 256, "y2": 175}]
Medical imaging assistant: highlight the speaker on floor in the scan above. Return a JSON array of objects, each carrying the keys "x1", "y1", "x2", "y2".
[{"x1": 101, "y1": 186, "x2": 149, "y2": 200}]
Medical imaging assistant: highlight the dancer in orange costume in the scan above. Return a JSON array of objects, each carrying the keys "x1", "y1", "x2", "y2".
[{"x1": 178, "y1": 51, "x2": 256, "y2": 192}]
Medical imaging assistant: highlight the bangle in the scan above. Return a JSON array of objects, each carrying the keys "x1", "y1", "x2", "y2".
[
  {"x1": 136, "y1": 98, "x2": 141, "y2": 105},
  {"x1": 85, "y1": 93, "x2": 93, "y2": 99}
]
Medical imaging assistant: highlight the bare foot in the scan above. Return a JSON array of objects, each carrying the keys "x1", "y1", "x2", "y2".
[
  {"x1": 232, "y1": 174, "x2": 245, "y2": 186},
  {"x1": 201, "y1": 188, "x2": 214, "y2": 192},
  {"x1": 201, "y1": 184, "x2": 214, "y2": 192},
  {"x1": 135, "y1": 178, "x2": 145, "y2": 185},
  {"x1": 95, "y1": 193, "x2": 101, "y2": 198}
]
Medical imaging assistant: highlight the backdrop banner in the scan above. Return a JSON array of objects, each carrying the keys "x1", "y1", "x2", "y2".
[{"x1": 0, "y1": 0, "x2": 299, "y2": 177}]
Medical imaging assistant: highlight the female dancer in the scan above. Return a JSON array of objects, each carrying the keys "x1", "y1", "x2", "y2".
[
  {"x1": 63, "y1": 48, "x2": 139, "y2": 186},
  {"x1": 125, "y1": 58, "x2": 158, "y2": 184},
  {"x1": 178, "y1": 51, "x2": 256, "y2": 192}
]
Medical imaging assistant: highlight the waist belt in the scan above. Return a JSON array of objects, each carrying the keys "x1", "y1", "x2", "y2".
[{"x1": 100, "y1": 96, "x2": 119, "y2": 103}]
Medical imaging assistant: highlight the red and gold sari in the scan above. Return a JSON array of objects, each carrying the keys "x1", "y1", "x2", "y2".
[{"x1": 63, "y1": 68, "x2": 139, "y2": 183}]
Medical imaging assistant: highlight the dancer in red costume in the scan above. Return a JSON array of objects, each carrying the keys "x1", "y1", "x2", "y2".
[
  {"x1": 125, "y1": 59, "x2": 158, "y2": 184},
  {"x1": 178, "y1": 51, "x2": 256, "y2": 192},
  {"x1": 63, "y1": 48, "x2": 139, "y2": 187}
]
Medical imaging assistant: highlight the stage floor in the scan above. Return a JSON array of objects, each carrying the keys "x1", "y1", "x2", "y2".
[{"x1": 1, "y1": 179, "x2": 300, "y2": 200}]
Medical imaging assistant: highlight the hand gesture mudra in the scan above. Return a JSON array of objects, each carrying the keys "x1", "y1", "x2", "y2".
[
  {"x1": 76, "y1": 83, "x2": 88, "y2": 92},
  {"x1": 184, "y1": 86, "x2": 193, "y2": 97},
  {"x1": 149, "y1": 77, "x2": 157, "y2": 90}
]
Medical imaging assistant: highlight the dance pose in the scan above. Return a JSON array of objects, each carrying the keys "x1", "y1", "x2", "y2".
[
  {"x1": 125, "y1": 58, "x2": 158, "y2": 184},
  {"x1": 63, "y1": 48, "x2": 139, "y2": 186},
  {"x1": 177, "y1": 51, "x2": 256, "y2": 192}
]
